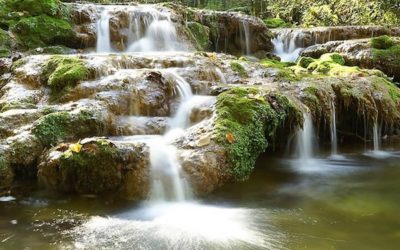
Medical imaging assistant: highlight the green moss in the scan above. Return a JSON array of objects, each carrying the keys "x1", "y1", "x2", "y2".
[
  {"x1": 0, "y1": 29, "x2": 11, "y2": 58},
  {"x1": 319, "y1": 53, "x2": 345, "y2": 65},
  {"x1": 263, "y1": 17, "x2": 291, "y2": 28},
  {"x1": 59, "y1": 139, "x2": 122, "y2": 193},
  {"x1": 8, "y1": 0, "x2": 61, "y2": 16},
  {"x1": 11, "y1": 14, "x2": 74, "y2": 49},
  {"x1": 230, "y1": 61, "x2": 247, "y2": 77},
  {"x1": 187, "y1": 21, "x2": 210, "y2": 51},
  {"x1": 372, "y1": 40, "x2": 400, "y2": 81},
  {"x1": 371, "y1": 35, "x2": 395, "y2": 50},
  {"x1": 42, "y1": 56, "x2": 88, "y2": 90},
  {"x1": 261, "y1": 58, "x2": 299, "y2": 80},
  {"x1": 32, "y1": 110, "x2": 103, "y2": 146},
  {"x1": 215, "y1": 87, "x2": 277, "y2": 180},
  {"x1": 297, "y1": 57, "x2": 315, "y2": 68}
]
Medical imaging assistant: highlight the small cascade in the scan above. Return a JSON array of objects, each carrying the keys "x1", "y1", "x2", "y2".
[
  {"x1": 96, "y1": 10, "x2": 112, "y2": 52},
  {"x1": 96, "y1": 5, "x2": 186, "y2": 53},
  {"x1": 296, "y1": 113, "x2": 315, "y2": 163},
  {"x1": 271, "y1": 29, "x2": 304, "y2": 62},
  {"x1": 145, "y1": 71, "x2": 196, "y2": 202},
  {"x1": 240, "y1": 20, "x2": 251, "y2": 55},
  {"x1": 330, "y1": 101, "x2": 338, "y2": 155},
  {"x1": 373, "y1": 121, "x2": 380, "y2": 152}
]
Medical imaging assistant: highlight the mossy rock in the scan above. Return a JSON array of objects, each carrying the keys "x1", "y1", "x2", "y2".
[
  {"x1": 42, "y1": 56, "x2": 88, "y2": 90},
  {"x1": 297, "y1": 57, "x2": 315, "y2": 68},
  {"x1": 260, "y1": 58, "x2": 298, "y2": 80},
  {"x1": 371, "y1": 38, "x2": 400, "y2": 81},
  {"x1": 319, "y1": 53, "x2": 345, "y2": 65},
  {"x1": 0, "y1": 29, "x2": 12, "y2": 58},
  {"x1": 32, "y1": 110, "x2": 104, "y2": 147},
  {"x1": 11, "y1": 14, "x2": 74, "y2": 49},
  {"x1": 187, "y1": 21, "x2": 210, "y2": 51},
  {"x1": 230, "y1": 60, "x2": 247, "y2": 77},
  {"x1": 7, "y1": 0, "x2": 61, "y2": 16},
  {"x1": 215, "y1": 87, "x2": 278, "y2": 180},
  {"x1": 371, "y1": 35, "x2": 395, "y2": 50}
]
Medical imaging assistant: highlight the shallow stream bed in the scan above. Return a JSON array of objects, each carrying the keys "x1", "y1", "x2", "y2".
[{"x1": 1, "y1": 145, "x2": 400, "y2": 249}]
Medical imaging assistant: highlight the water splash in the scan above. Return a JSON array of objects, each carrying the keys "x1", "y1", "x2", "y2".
[
  {"x1": 96, "y1": 5, "x2": 187, "y2": 53},
  {"x1": 96, "y1": 10, "x2": 112, "y2": 53},
  {"x1": 271, "y1": 29, "x2": 304, "y2": 62}
]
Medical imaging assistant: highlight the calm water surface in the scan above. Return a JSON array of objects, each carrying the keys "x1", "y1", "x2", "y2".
[{"x1": 1, "y1": 145, "x2": 400, "y2": 249}]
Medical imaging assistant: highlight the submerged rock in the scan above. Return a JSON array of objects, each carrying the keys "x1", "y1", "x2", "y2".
[{"x1": 38, "y1": 138, "x2": 150, "y2": 199}]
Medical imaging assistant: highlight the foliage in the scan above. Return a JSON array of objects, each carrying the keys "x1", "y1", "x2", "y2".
[
  {"x1": 0, "y1": 29, "x2": 11, "y2": 57},
  {"x1": 302, "y1": 5, "x2": 339, "y2": 27},
  {"x1": 263, "y1": 17, "x2": 291, "y2": 28}
]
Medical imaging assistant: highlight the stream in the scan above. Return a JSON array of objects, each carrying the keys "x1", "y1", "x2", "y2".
[{"x1": 1, "y1": 144, "x2": 400, "y2": 249}]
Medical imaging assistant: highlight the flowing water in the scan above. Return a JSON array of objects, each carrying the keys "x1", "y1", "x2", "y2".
[
  {"x1": 331, "y1": 101, "x2": 338, "y2": 156},
  {"x1": 96, "y1": 5, "x2": 186, "y2": 53},
  {"x1": 2, "y1": 145, "x2": 400, "y2": 249},
  {"x1": 271, "y1": 29, "x2": 304, "y2": 62}
]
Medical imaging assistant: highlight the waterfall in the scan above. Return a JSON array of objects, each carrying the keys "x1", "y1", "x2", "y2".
[
  {"x1": 373, "y1": 121, "x2": 380, "y2": 152},
  {"x1": 330, "y1": 101, "x2": 338, "y2": 155},
  {"x1": 271, "y1": 29, "x2": 304, "y2": 62},
  {"x1": 146, "y1": 71, "x2": 195, "y2": 202},
  {"x1": 295, "y1": 113, "x2": 315, "y2": 165},
  {"x1": 240, "y1": 20, "x2": 251, "y2": 55},
  {"x1": 96, "y1": 5, "x2": 186, "y2": 53},
  {"x1": 96, "y1": 10, "x2": 112, "y2": 53}
]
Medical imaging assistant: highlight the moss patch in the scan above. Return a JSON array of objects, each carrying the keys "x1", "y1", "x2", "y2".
[
  {"x1": 260, "y1": 58, "x2": 299, "y2": 80},
  {"x1": 187, "y1": 21, "x2": 210, "y2": 51},
  {"x1": 57, "y1": 139, "x2": 122, "y2": 193},
  {"x1": 371, "y1": 37, "x2": 400, "y2": 81},
  {"x1": 42, "y1": 56, "x2": 88, "y2": 91},
  {"x1": 32, "y1": 110, "x2": 104, "y2": 146},
  {"x1": 11, "y1": 14, "x2": 74, "y2": 49},
  {"x1": 215, "y1": 87, "x2": 277, "y2": 180},
  {"x1": 371, "y1": 35, "x2": 395, "y2": 50},
  {"x1": 0, "y1": 29, "x2": 11, "y2": 57},
  {"x1": 230, "y1": 60, "x2": 247, "y2": 77}
]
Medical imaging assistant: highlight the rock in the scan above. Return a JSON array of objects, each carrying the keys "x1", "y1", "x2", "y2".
[
  {"x1": 38, "y1": 138, "x2": 150, "y2": 199},
  {"x1": 272, "y1": 26, "x2": 400, "y2": 49},
  {"x1": 197, "y1": 134, "x2": 211, "y2": 147},
  {"x1": 300, "y1": 37, "x2": 400, "y2": 81},
  {"x1": 188, "y1": 9, "x2": 274, "y2": 55}
]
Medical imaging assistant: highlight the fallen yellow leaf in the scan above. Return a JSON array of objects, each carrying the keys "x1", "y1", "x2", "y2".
[
  {"x1": 226, "y1": 133, "x2": 236, "y2": 144},
  {"x1": 70, "y1": 143, "x2": 82, "y2": 153}
]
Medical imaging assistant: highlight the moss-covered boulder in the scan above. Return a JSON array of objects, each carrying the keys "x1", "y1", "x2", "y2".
[
  {"x1": 6, "y1": 0, "x2": 61, "y2": 17},
  {"x1": 371, "y1": 36, "x2": 400, "y2": 82},
  {"x1": 11, "y1": 15, "x2": 74, "y2": 49},
  {"x1": 187, "y1": 21, "x2": 210, "y2": 51},
  {"x1": 32, "y1": 110, "x2": 105, "y2": 147},
  {"x1": 38, "y1": 138, "x2": 150, "y2": 199},
  {"x1": 215, "y1": 88, "x2": 278, "y2": 180},
  {"x1": 41, "y1": 56, "x2": 89, "y2": 90},
  {"x1": 0, "y1": 29, "x2": 12, "y2": 58}
]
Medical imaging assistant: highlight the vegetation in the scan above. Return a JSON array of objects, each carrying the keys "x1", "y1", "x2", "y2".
[
  {"x1": 41, "y1": 56, "x2": 89, "y2": 90},
  {"x1": 371, "y1": 36, "x2": 400, "y2": 81},
  {"x1": 32, "y1": 110, "x2": 104, "y2": 146}
]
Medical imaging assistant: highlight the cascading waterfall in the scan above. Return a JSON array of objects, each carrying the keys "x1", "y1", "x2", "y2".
[
  {"x1": 240, "y1": 20, "x2": 251, "y2": 55},
  {"x1": 96, "y1": 5, "x2": 186, "y2": 53},
  {"x1": 330, "y1": 101, "x2": 338, "y2": 155},
  {"x1": 96, "y1": 9, "x2": 112, "y2": 52},
  {"x1": 271, "y1": 29, "x2": 304, "y2": 62},
  {"x1": 373, "y1": 121, "x2": 380, "y2": 152},
  {"x1": 296, "y1": 113, "x2": 315, "y2": 162},
  {"x1": 146, "y1": 70, "x2": 195, "y2": 202}
]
